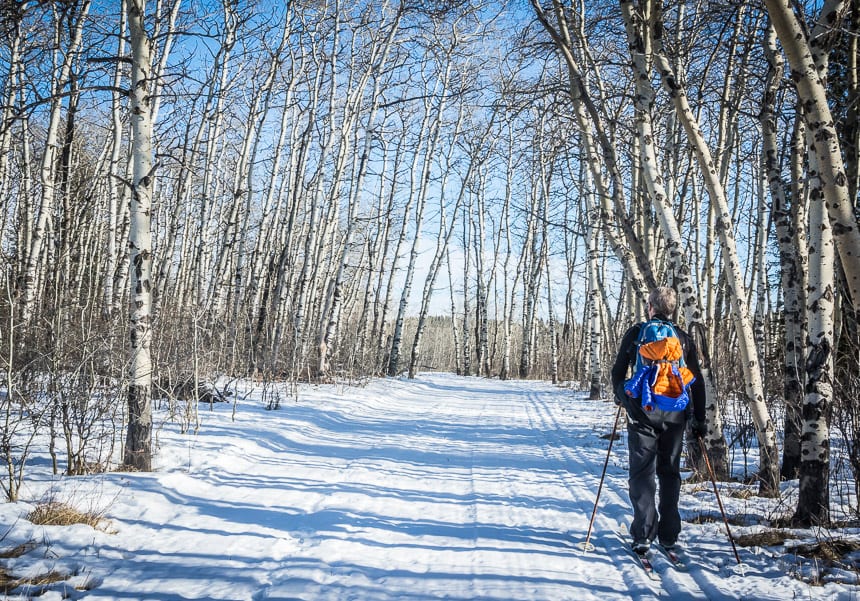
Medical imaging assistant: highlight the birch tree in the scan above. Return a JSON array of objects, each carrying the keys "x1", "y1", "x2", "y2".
[
  {"x1": 584, "y1": 166, "x2": 602, "y2": 399},
  {"x1": 770, "y1": 0, "x2": 845, "y2": 524},
  {"x1": 541, "y1": 170, "x2": 558, "y2": 385},
  {"x1": 531, "y1": 0, "x2": 656, "y2": 305},
  {"x1": 498, "y1": 120, "x2": 517, "y2": 380},
  {"x1": 763, "y1": 0, "x2": 860, "y2": 310},
  {"x1": 473, "y1": 172, "x2": 491, "y2": 378},
  {"x1": 124, "y1": 0, "x2": 155, "y2": 471},
  {"x1": 462, "y1": 196, "x2": 473, "y2": 376},
  {"x1": 645, "y1": 0, "x2": 779, "y2": 495},
  {"x1": 794, "y1": 135, "x2": 836, "y2": 525},
  {"x1": 0, "y1": 8, "x2": 24, "y2": 243},
  {"x1": 619, "y1": 0, "x2": 728, "y2": 478},
  {"x1": 102, "y1": 2, "x2": 128, "y2": 318},
  {"x1": 760, "y1": 23, "x2": 807, "y2": 480},
  {"x1": 19, "y1": 0, "x2": 91, "y2": 323}
]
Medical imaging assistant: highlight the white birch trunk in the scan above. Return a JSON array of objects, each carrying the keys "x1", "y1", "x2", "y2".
[
  {"x1": 620, "y1": 0, "x2": 727, "y2": 475},
  {"x1": 0, "y1": 22, "x2": 22, "y2": 243},
  {"x1": 462, "y1": 200, "x2": 473, "y2": 376},
  {"x1": 530, "y1": 0, "x2": 655, "y2": 303},
  {"x1": 445, "y1": 243, "x2": 463, "y2": 376},
  {"x1": 475, "y1": 182, "x2": 490, "y2": 378},
  {"x1": 499, "y1": 127, "x2": 515, "y2": 380},
  {"x1": 785, "y1": 114, "x2": 811, "y2": 477},
  {"x1": 763, "y1": 0, "x2": 860, "y2": 310},
  {"x1": 519, "y1": 175, "x2": 542, "y2": 379},
  {"x1": 585, "y1": 176, "x2": 602, "y2": 399},
  {"x1": 542, "y1": 189, "x2": 558, "y2": 385},
  {"x1": 795, "y1": 138, "x2": 835, "y2": 525},
  {"x1": 15, "y1": 121, "x2": 34, "y2": 272},
  {"x1": 20, "y1": 1, "x2": 91, "y2": 323},
  {"x1": 759, "y1": 22, "x2": 806, "y2": 480},
  {"x1": 646, "y1": 0, "x2": 779, "y2": 494},
  {"x1": 124, "y1": 0, "x2": 154, "y2": 471},
  {"x1": 102, "y1": 1, "x2": 128, "y2": 318}
]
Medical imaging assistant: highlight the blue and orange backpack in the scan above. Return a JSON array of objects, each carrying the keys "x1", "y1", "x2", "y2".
[{"x1": 623, "y1": 319, "x2": 695, "y2": 412}]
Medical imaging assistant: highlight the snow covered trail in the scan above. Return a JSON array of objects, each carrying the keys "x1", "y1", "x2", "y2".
[
  {"x1": 251, "y1": 375, "x2": 638, "y2": 601},
  {"x1": 1, "y1": 373, "x2": 848, "y2": 600}
]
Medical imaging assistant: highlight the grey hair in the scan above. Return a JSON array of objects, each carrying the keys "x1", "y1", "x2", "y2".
[{"x1": 648, "y1": 286, "x2": 677, "y2": 317}]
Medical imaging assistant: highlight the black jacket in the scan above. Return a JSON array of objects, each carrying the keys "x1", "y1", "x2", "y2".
[{"x1": 610, "y1": 314, "x2": 706, "y2": 423}]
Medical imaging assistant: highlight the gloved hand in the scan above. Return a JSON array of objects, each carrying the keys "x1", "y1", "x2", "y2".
[
  {"x1": 613, "y1": 384, "x2": 627, "y2": 407},
  {"x1": 690, "y1": 418, "x2": 707, "y2": 439}
]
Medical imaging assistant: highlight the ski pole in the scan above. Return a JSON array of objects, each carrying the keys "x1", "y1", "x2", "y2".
[
  {"x1": 580, "y1": 402, "x2": 623, "y2": 552},
  {"x1": 698, "y1": 435, "x2": 741, "y2": 564}
]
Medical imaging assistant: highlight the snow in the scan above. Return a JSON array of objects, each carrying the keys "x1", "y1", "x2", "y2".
[{"x1": 1, "y1": 373, "x2": 857, "y2": 600}]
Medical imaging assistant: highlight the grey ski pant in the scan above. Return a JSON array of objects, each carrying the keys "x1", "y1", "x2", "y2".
[{"x1": 626, "y1": 408, "x2": 686, "y2": 548}]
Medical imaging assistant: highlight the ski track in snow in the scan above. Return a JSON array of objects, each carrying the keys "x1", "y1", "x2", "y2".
[{"x1": 0, "y1": 373, "x2": 853, "y2": 600}]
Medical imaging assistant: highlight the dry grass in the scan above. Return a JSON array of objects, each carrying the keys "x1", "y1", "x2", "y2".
[
  {"x1": 0, "y1": 541, "x2": 37, "y2": 559},
  {"x1": 788, "y1": 539, "x2": 860, "y2": 561},
  {"x1": 735, "y1": 529, "x2": 801, "y2": 547},
  {"x1": 1, "y1": 502, "x2": 114, "y2": 595},
  {"x1": 688, "y1": 512, "x2": 749, "y2": 526},
  {"x1": 685, "y1": 483, "x2": 711, "y2": 494},
  {"x1": 728, "y1": 488, "x2": 756, "y2": 500},
  {"x1": 732, "y1": 529, "x2": 860, "y2": 586},
  {"x1": 1, "y1": 569, "x2": 67, "y2": 595},
  {"x1": 0, "y1": 567, "x2": 14, "y2": 592},
  {"x1": 76, "y1": 576, "x2": 98, "y2": 591},
  {"x1": 27, "y1": 502, "x2": 104, "y2": 529},
  {"x1": 0, "y1": 539, "x2": 99, "y2": 595}
]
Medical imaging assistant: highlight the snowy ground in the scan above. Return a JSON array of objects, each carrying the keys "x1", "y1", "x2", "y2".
[{"x1": 1, "y1": 373, "x2": 858, "y2": 600}]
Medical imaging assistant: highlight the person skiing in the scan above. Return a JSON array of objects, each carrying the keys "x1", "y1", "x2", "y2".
[{"x1": 610, "y1": 286, "x2": 707, "y2": 561}]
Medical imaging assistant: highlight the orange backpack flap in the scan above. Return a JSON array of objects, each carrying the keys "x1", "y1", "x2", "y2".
[
  {"x1": 639, "y1": 337, "x2": 683, "y2": 362},
  {"x1": 679, "y1": 365, "x2": 694, "y2": 387},
  {"x1": 649, "y1": 363, "x2": 695, "y2": 397}
]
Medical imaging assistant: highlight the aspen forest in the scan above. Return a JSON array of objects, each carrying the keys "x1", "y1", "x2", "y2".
[{"x1": 1, "y1": 0, "x2": 859, "y2": 538}]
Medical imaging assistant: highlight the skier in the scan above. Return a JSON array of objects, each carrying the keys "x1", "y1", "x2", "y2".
[{"x1": 611, "y1": 286, "x2": 707, "y2": 562}]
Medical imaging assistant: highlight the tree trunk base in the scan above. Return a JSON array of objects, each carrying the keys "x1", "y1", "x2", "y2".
[{"x1": 124, "y1": 383, "x2": 152, "y2": 472}]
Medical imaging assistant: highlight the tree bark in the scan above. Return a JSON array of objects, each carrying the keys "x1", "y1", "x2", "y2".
[
  {"x1": 794, "y1": 137, "x2": 836, "y2": 526},
  {"x1": 646, "y1": 0, "x2": 779, "y2": 495},
  {"x1": 763, "y1": 0, "x2": 860, "y2": 310},
  {"x1": 620, "y1": 0, "x2": 728, "y2": 475},
  {"x1": 761, "y1": 24, "x2": 807, "y2": 480},
  {"x1": 530, "y1": 0, "x2": 655, "y2": 304},
  {"x1": 124, "y1": 0, "x2": 155, "y2": 472}
]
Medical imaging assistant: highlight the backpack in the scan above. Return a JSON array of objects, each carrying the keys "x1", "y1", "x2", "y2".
[{"x1": 623, "y1": 319, "x2": 695, "y2": 412}]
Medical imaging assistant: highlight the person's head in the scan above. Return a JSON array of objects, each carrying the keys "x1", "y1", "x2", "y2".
[{"x1": 648, "y1": 286, "x2": 677, "y2": 318}]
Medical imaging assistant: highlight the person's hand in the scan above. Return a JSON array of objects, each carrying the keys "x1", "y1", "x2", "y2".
[
  {"x1": 613, "y1": 384, "x2": 626, "y2": 407},
  {"x1": 690, "y1": 418, "x2": 707, "y2": 439}
]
